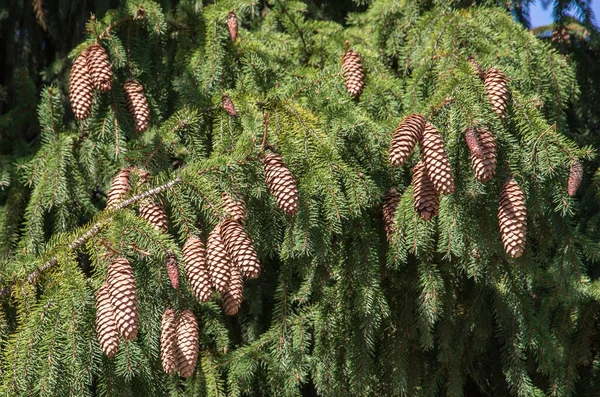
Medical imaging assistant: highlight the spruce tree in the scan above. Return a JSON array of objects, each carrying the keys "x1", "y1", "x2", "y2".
[{"x1": 0, "y1": 0, "x2": 597, "y2": 396}]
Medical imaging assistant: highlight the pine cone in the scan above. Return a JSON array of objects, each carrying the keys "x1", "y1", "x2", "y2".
[
  {"x1": 412, "y1": 162, "x2": 440, "y2": 221},
  {"x1": 106, "y1": 168, "x2": 131, "y2": 209},
  {"x1": 382, "y1": 188, "x2": 400, "y2": 242},
  {"x1": 263, "y1": 152, "x2": 300, "y2": 216},
  {"x1": 69, "y1": 51, "x2": 94, "y2": 120},
  {"x1": 465, "y1": 127, "x2": 484, "y2": 158},
  {"x1": 222, "y1": 193, "x2": 246, "y2": 223},
  {"x1": 467, "y1": 57, "x2": 485, "y2": 80},
  {"x1": 419, "y1": 123, "x2": 455, "y2": 195},
  {"x1": 107, "y1": 257, "x2": 138, "y2": 340},
  {"x1": 85, "y1": 43, "x2": 112, "y2": 92},
  {"x1": 183, "y1": 235, "x2": 212, "y2": 302},
  {"x1": 222, "y1": 264, "x2": 243, "y2": 316},
  {"x1": 498, "y1": 178, "x2": 527, "y2": 258},
  {"x1": 389, "y1": 114, "x2": 426, "y2": 167},
  {"x1": 342, "y1": 49, "x2": 365, "y2": 98},
  {"x1": 222, "y1": 95, "x2": 238, "y2": 117},
  {"x1": 95, "y1": 282, "x2": 120, "y2": 358},
  {"x1": 484, "y1": 68, "x2": 510, "y2": 119},
  {"x1": 160, "y1": 308, "x2": 178, "y2": 375},
  {"x1": 227, "y1": 11, "x2": 238, "y2": 42},
  {"x1": 176, "y1": 310, "x2": 199, "y2": 378},
  {"x1": 123, "y1": 79, "x2": 150, "y2": 134},
  {"x1": 139, "y1": 200, "x2": 168, "y2": 233},
  {"x1": 166, "y1": 251, "x2": 179, "y2": 290},
  {"x1": 568, "y1": 161, "x2": 583, "y2": 197},
  {"x1": 207, "y1": 224, "x2": 232, "y2": 294},
  {"x1": 470, "y1": 127, "x2": 496, "y2": 183},
  {"x1": 220, "y1": 219, "x2": 261, "y2": 279}
]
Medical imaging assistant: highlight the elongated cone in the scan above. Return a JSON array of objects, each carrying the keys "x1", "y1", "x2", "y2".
[
  {"x1": 220, "y1": 219, "x2": 261, "y2": 279},
  {"x1": 69, "y1": 51, "x2": 94, "y2": 120},
  {"x1": 207, "y1": 224, "x2": 231, "y2": 293},
  {"x1": 465, "y1": 128, "x2": 484, "y2": 159},
  {"x1": 183, "y1": 236, "x2": 212, "y2": 302},
  {"x1": 412, "y1": 162, "x2": 440, "y2": 221},
  {"x1": 107, "y1": 257, "x2": 138, "y2": 340},
  {"x1": 160, "y1": 308, "x2": 178, "y2": 375},
  {"x1": 222, "y1": 264, "x2": 243, "y2": 315},
  {"x1": 176, "y1": 310, "x2": 199, "y2": 378},
  {"x1": 342, "y1": 49, "x2": 365, "y2": 98},
  {"x1": 222, "y1": 193, "x2": 246, "y2": 223},
  {"x1": 568, "y1": 161, "x2": 583, "y2": 197},
  {"x1": 95, "y1": 282, "x2": 120, "y2": 358},
  {"x1": 467, "y1": 57, "x2": 485, "y2": 80},
  {"x1": 389, "y1": 114, "x2": 426, "y2": 167},
  {"x1": 123, "y1": 79, "x2": 150, "y2": 133},
  {"x1": 86, "y1": 43, "x2": 113, "y2": 92},
  {"x1": 382, "y1": 188, "x2": 400, "y2": 242},
  {"x1": 470, "y1": 127, "x2": 496, "y2": 183},
  {"x1": 139, "y1": 200, "x2": 168, "y2": 233},
  {"x1": 263, "y1": 152, "x2": 300, "y2": 215},
  {"x1": 227, "y1": 11, "x2": 238, "y2": 42},
  {"x1": 166, "y1": 251, "x2": 179, "y2": 290},
  {"x1": 222, "y1": 95, "x2": 238, "y2": 117},
  {"x1": 498, "y1": 178, "x2": 527, "y2": 258},
  {"x1": 106, "y1": 168, "x2": 131, "y2": 209},
  {"x1": 484, "y1": 68, "x2": 510, "y2": 119},
  {"x1": 419, "y1": 123, "x2": 455, "y2": 194}
]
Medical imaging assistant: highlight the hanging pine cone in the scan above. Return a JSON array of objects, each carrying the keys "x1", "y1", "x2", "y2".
[
  {"x1": 160, "y1": 308, "x2": 178, "y2": 375},
  {"x1": 419, "y1": 123, "x2": 455, "y2": 195},
  {"x1": 222, "y1": 193, "x2": 246, "y2": 223},
  {"x1": 227, "y1": 11, "x2": 238, "y2": 42},
  {"x1": 342, "y1": 48, "x2": 365, "y2": 98},
  {"x1": 263, "y1": 151, "x2": 300, "y2": 216},
  {"x1": 207, "y1": 224, "x2": 232, "y2": 294},
  {"x1": 498, "y1": 178, "x2": 527, "y2": 258},
  {"x1": 165, "y1": 251, "x2": 179, "y2": 290},
  {"x1": 95, "y1": 282, "x2": 120, "y2": 358},
  {"x1": 183, "y1": 235, "x2": 212, "y2": 302},
  {"x1": 568, "y1": 161, "x2": 583, "y2": 197},
  {"x1": 222, "y1": 264, "x2": 243, "y2": 316},
  {"x1": 467, "y1": 57, "x2": 485, "y2": 80},
  {"x1": 484, "y1": 68, "x2": 510, "y2": 119},
  {"x1": 176, "y1": 310, "x2": 199, "y2": 378},
  {"x1": 139, "y1": 200, "x2": 168, "y2": 233},
  {"x1": 382, "y1": 188, "x2": 400, "y2": 243},
  {"x1": 465, "y1": 127, "x2": 484, "y2": 159},
  {"x1": 69, "y1": 51, "x2": 94, "y2": 120},
  {"x1": 469, "y1": 127, "x2": 497, "y2": 183},
  {"x1": 412, "y1": 162, "x2": 440, "y2": 221},
  {"x1": 107, "y1": 257, "x2": 138, "y2": 340},
  {"x1": 222, "y1": 95, "x2": 238, "y2": 117},
  {"x1": 220, "y1": 218, "x2": 261, "y2": 279},
  {"x1": 123, "y1": 79, "x2": 150, "y2": 134},
  {"x1": 85, "y1": 43, "x2": 112, "y2": 92},
  {"x1": 106, "y1": 168, "x2": 131, "y2": 209},
  {"x1": 389, "y1": 114, "x2": 426, "y2": 167}
]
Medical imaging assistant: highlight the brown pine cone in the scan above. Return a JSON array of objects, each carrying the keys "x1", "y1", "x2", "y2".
[
  {"x1": 412, "y1": 162, "x2": 440, "y2": 221},
  {"x1": 123, "y1": 79, "x2": 150, "y2": 134},
  {"x1": 183, "y1": 235, "x2": 212, "y2": 302},
  {"x1": 85, "y1": 43, "x2": 112, "y2": 92},
  {"x1": 106, "y1": 168, "x2": 131, "y2": 209},
  {"x1": 69, "y1": 51, "x2": 94, "y2": 120},
  {"x1": 263, "y1": 151, "x2": 300, "y2": 216},
  {"x1": 227, "y1": 11, "x2": 238, "y2": 42},
  {"x1": 222, "y1": 193, "x2": 246, "y2": 223},
  {"x1": 465, "y1": 127, "x2": 484, "y2": 158},
  {"x1": 342, "y1": 48, "x2": 365, "y2": 98},
  {"x1": 568, "y1": 161, "x2": 583, "y2": 197},
  {"x1": 107, "y1": 257, "x2": 138, "y2": 340},
  {"x1": 222, "y1": 264, "x2": 243, "y2": 316},
  {"x1": 160, "y1": 308, "x2": 178, "y2": 375},
  {"x1": 389, "y1": 114, "x2": 426, "y2": 167},
  {"x1": 498, "y1": 178, "x2": 527, "y2": 258},
  {"x1": 207, "y1": 224, "x2": 232, "y2": 293},
  {"x1": 222, "y1": 95, "x2": 238, "y2": 117},
  {"x1": 484, "y1": 68, "x2": 510, "y2": 119},
  {"x1": 382, "y1": 188, "x2": 400, "y2": 242},
  {"x1": 166, "y1": 251, "x2": 179, "y2": 290},
  {"x1": 467, "y1": 57, "x2": 485, "y2": 80},
  {"x1": 139, "y1": 200, "x2": 168, "y2": 233},
  {"x1": 419, "y1": 123, "x2": 455, "y2": 195},
  {"x1": 470, "y1": 127, "x2": 496, "y2": 183},
  {"x1": 220, "y1": 218, "x2": 261, "y2": 279},
  {"x1": 176, "y1": 309, "x2": 199, "y2": 378},
  {"x1": 95, "y1": 282, "x2": 120, "y2": 358}
]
